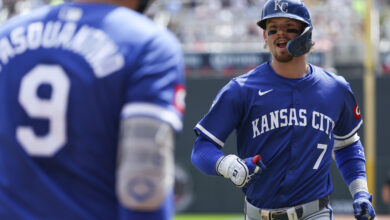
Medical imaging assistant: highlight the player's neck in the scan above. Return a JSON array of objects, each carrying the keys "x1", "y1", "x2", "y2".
[{"x1": 270, "y1": 58, "x2": 308, "y2": 79}]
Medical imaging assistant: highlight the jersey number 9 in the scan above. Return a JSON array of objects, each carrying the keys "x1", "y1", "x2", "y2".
[{"x1": 17, "y1": 64, "x2": 70, "y2": 157}]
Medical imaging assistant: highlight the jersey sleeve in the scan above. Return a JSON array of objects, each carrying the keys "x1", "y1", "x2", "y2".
[
  {"x1": 194, "y1": 80, "x2": 244, "y2": 147},
  {"x1": 333, "y1": 82, "x2": 363, "y2": 142},
  {"x1": 121, "y1": 30, "x2": 185, "y2": 132}
]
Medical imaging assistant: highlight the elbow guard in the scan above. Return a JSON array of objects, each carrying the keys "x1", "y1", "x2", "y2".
[{"x1": 116, "y1": 117, "x2": 174, "y2": 211}]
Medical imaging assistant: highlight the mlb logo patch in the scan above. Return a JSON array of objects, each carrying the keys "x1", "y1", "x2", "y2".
[{"x1": 353, "y1": 105, "x2": 361, "y2": 120}]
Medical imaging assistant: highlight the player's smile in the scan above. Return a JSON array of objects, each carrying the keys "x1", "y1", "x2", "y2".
[
  {"x1": 276, "y1": 42, "x2": 287, "y2": 48},
  {"x1": 269, "y1": 36, "x2": 293, "y2": 62},
  {"x1": 275, "y1": 38, "x2": 289, "y2": 49},
  {"x1": 263, "y1": 18, "x2": 303, "y2": 62}
]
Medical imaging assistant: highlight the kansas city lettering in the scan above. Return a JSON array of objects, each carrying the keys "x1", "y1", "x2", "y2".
[{"x1": 252, "y1": 108, "x2": 334, "y2": 139}]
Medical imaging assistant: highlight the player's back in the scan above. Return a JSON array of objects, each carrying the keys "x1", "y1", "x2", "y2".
[{"x1": 0, "y1": 2, "x2": 183, "y2": 219}]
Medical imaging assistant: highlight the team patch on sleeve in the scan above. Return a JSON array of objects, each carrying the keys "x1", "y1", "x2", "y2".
[
  {"x1": 173, "y1": 85, "x2": 186, "y2": 114},
  {"x1": 353, "y1": 105, "x2": 361, "y2": 120}
]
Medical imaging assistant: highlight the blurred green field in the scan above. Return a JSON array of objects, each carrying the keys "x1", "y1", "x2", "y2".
[{"x1": 174, "y1": 214, "x2": 243, "y2": 220}]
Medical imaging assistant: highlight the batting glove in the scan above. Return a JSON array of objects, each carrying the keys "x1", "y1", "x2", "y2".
[
  {"x1": 353, "y1": 191, "x2": 376, "y2": 220},
  {"x1": 216, "y1": 154, "x2": 266, "y2": 188}
]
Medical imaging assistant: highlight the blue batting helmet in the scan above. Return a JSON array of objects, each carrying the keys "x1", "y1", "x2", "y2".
[
  {"x1": 258, "y1": 0, "x2": 313, "y2": 57},
  {"x1": 257, "y1": 0, "x2": 312, "y2": 29}
]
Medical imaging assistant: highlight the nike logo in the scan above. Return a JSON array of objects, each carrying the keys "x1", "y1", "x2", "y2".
[{"x1": 258, "y1": 89, "x2": 273, "y2": 96}]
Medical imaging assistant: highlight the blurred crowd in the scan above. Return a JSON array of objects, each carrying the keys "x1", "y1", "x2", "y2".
[
  {"x1": 159, "y1": 0, "x2": 367, "y2": 54},
  {"x1": 2, "y1": 0, "x2": 390, "y2": 63}
]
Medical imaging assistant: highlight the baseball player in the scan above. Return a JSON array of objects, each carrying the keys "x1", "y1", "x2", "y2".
[
  {"x1": 0, "y1": 0, "x2": 185, "y2": 219},
  {"x1": 191, "y1": 0, "x2": 376, "y2": 220}
]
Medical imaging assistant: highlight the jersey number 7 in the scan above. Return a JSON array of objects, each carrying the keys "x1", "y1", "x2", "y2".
[{"x1": 313, "y1": 144, "x2": 327, "y2": 170}]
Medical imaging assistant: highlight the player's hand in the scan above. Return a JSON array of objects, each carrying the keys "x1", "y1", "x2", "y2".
[
  {"x1": 243, "y1": 154, "x2": 266, "y2": 178},
  {"x1": 353, "y1": 192, "x2": 376, "y2": 220},
  {"x1": 216, "y1": 154, "x2": 266, "y2": 188}
]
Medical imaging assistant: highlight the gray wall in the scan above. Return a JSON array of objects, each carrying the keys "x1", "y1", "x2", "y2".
[{"x1": 174, "y1": 75, "x2": 390, "y2": 214}]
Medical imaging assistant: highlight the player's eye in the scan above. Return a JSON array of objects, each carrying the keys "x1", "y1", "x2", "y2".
[
  {"x1": 267, "y1": 30, "x2": 277, "y2": 36},
  {"x1": 287, "y1": 29, "x2": 300, "y2": 34}
]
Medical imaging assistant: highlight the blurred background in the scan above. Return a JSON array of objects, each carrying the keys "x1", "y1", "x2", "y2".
[{"x1": 1, "y1": 0, "x2": 390, "y2": 218}]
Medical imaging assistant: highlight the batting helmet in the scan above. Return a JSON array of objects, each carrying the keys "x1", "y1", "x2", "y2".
[
  {"x1": 257, "y1": 0, "x2": 312, "y2": 29},
  {"x1": 257, "y1": 0, "x2": 313, "y2": 57}
]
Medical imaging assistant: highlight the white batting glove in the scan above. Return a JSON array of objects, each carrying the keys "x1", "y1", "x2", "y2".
[{"x1": 216, "y1": 154, "x2": 265, "y2": 188}]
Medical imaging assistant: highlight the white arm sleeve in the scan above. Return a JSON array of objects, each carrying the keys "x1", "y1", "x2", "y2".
[{"x1": 116, "y1": 117, "x2": 174, "y2": 211}]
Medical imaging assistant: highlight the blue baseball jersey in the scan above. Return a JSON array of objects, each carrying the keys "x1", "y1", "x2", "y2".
[
  {"x1": 0, "y1": 3, "x2": 185, "y2": 219},
  {"x1": 195, "y1": 62, "x2": 362, "y2": 208}
]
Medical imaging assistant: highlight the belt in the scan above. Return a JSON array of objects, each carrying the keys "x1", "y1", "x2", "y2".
[{"x1": 244, "y1": 195, "x2": 329, "y2": 220}]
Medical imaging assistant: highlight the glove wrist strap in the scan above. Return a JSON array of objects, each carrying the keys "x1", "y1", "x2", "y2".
[
  {"x1": 349, "y1": 178, "x2": 369, "y2": 198},
  {"x1": 216, "y1": 154, "x2": 237, "y2": 178}
]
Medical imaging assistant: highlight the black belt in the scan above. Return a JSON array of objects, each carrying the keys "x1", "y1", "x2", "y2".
[{"x1": 264, "y1": 195, "x2": 329, "y2": 220}]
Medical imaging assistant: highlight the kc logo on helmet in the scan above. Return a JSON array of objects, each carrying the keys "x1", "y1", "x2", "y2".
[{"x1": 274, "y1": 0, "x2": 288, "y2": 13}]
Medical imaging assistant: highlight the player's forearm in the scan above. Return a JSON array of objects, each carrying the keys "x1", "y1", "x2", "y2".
[
  {"x1": 116, "y1": 117, "x2": 175, "y2": 212},
  {"x1": 334, "y1": 140, "x2": 368, "y2": 197},
  {"x1": 191, "y1": 135, "x2": 225, "y2": 176}
]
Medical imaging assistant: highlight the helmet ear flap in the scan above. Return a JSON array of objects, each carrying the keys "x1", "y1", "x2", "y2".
[{"x1": 286, "y1": 26, "x2": 312, "y2": 57}]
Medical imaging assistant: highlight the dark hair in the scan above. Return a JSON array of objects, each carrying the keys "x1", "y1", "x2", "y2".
[{"x1": 137, "y1": 0, "x2": 152, "y2": 13}]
